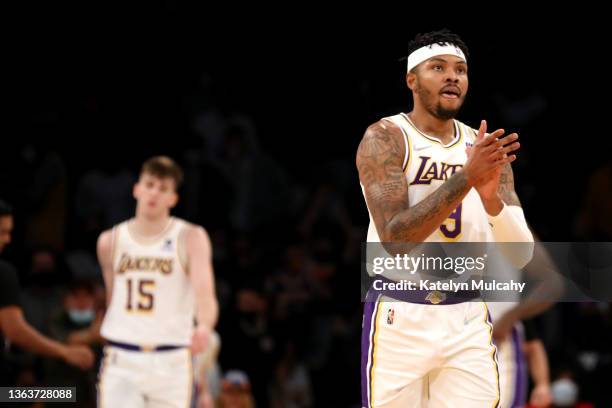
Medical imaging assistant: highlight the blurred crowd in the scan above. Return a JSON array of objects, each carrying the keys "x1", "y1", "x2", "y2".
[{"x1": 1, "y1": 77, "x2": 611, "y2": 407}]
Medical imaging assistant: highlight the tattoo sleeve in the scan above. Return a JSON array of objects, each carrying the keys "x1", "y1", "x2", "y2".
[
  {"x1": 498, "y1": 163, "x2": 522, "y2": 206},
  {"x1": 356, "y1": 121, "x2": 472, "y2": 242}
]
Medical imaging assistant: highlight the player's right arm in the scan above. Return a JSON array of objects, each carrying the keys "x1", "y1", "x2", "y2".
[
  {"x1": 356, "y1": 120, "x2": 465, "y2": 242},
  {"x1": 97, "y1": 229, "x2": 114, "y2": 306},
  {"x1": 356, "y1": 119, "x2": 517, "y2": 242}
]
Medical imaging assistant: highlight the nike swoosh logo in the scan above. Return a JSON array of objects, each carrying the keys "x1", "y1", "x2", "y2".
[{"x1": 413, "y1": 145, "x2": 432, "y2": 152}]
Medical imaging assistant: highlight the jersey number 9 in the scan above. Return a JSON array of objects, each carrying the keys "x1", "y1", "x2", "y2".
[{"x1": 440, "y1": 203, "x2": 462, "y2": 240}]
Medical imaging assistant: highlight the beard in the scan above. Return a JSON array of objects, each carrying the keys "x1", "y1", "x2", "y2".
[
  {"x1": 432, "y1": 103, "x2": 460, "y2": 120},
  {"x1": 415, "y1": 84, "x2": 464, "y2": 120}
]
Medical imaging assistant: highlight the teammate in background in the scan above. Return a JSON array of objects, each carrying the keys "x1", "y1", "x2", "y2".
[
  {"x1": 493, "y1": 316, "x2": 552, "y2": 408},
  {"x1": 0, "y1": 198, "x2": 94, "y2": 383},
  {"x1": 96, "y1": 156, "x2": 218, "y2": 407},
  {"x1": 490, "y1": 238, "x2": 562, "y2": 408},
  {"x1": 357, "y1": 29, "x2": 534, "y2": 407}
]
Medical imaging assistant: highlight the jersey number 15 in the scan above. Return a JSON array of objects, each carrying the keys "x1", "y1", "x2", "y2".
[{"x1": 126, "y1": 278, "x2": 155, "y2": 312}]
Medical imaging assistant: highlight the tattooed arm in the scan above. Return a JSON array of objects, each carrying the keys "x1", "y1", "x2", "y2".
[
  {"x1": 479, "y1": 163, "x2": 522, "y2": 215},
  {"x1": 356, "y1": 120, "x2": 472, "y2": 242},
  {"x1": 357, "y1": 119, "x2": 517, "y2": 242},
  {"x1": 498, "y1": 163, "x2": 521, "y2": 206},
  {"x1": 477, "y1": 141, "x2": 534, "y2": 266}
]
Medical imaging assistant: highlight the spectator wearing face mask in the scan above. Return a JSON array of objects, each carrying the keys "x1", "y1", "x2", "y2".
[
  {"x1": 218, "y1": 370, "x2": 256, "y2": 408},
  {"x1": 43, "y1": 280, "x2": 103, "y2": 407}
]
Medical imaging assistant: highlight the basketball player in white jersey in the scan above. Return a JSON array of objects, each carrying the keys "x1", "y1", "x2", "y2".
[
  {"x1": 488, "y1": 239, "x2": 560, "y2": 408},
  {"x1": 357, "y1": 29, "x2": 534, "y2": 407},
  {"x1": 96, "y1": 156, "x2": 218, "y2": 408}
]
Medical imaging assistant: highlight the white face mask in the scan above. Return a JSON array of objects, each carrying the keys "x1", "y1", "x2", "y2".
[
  {"x1": 551, "y1": 378, "x2": 578, "y2": 406},
  {"x1": 68, "y1": 309, "x2": 95, "y2": 325}
]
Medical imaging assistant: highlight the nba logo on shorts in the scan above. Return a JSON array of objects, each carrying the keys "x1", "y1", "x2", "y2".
[{"x1": 387, "y1": 308, "x2": 394, "y2": 325}]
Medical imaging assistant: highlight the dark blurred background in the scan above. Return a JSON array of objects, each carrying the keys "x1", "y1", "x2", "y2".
[{"x1": 1, "y1": 6, "x2": 611, "y2": 407}]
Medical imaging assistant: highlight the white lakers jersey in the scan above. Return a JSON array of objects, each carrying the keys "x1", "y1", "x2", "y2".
[
  {"x1": 364, "y1": 113, "x2": 494, "y2": 243},
  {"x1": 100, "y1": 217, "x2": 195, "y2": 346}
]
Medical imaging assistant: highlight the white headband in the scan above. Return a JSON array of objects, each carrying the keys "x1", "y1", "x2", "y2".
[{"x1": 407, "y1": 43, "x2": 466, "y2": 72}]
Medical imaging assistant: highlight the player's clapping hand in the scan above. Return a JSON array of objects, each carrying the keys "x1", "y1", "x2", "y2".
[
  {"x1": 62, "y1": 344, "x2": 95, "y2": 370},
  {"x1": 190, "y1": 324, "x2": 210, "y2": 355},
  {"x1": 463, "y1": 120, "x2": 520, "y2": 189}
]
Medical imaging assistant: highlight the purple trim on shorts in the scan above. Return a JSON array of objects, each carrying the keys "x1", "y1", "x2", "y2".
[
  {"x1": 486, "y1": 309, "x2": 501, "y2": 408},
  {"x1": 511, "y1": 327, "x2": 528, "y2": 407},
  {"x1": 361, "y1": 300, "x2": 378, "y2": 408}
]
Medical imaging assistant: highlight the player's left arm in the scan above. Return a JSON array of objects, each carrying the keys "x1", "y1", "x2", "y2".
[
  {"x1": 185, "y1": 225, "x2": 218, "y2": 353},
  {"x1": 493, "y1": 234, "x2": 563, "y2": 342},
  {"x1": 485, "y1": 163, "x2": 534, "y2": 268},
  {"x1": 497, "y1": 163, "x2": 522, "y2": 207}
]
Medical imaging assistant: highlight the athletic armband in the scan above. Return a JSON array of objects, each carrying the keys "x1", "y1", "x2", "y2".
[{"x1": 488, "y1": 204, "x2": 534, "y2": 268}]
